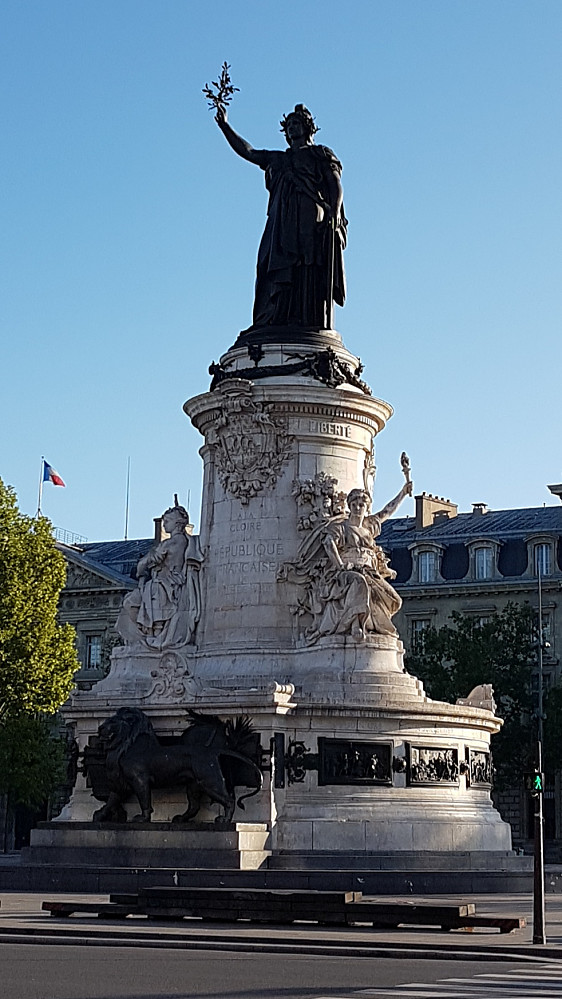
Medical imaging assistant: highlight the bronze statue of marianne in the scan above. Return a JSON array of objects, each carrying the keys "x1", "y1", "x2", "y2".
[{"x1": 215, "y1": 104, "x2": 347, "y2": 331}]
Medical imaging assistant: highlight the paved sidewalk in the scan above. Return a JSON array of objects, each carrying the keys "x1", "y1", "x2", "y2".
[{"x1": 1, "y1": 891, "x2": 562, "y2": 960}]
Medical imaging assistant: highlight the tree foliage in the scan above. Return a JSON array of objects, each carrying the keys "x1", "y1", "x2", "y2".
[
  {"x1": 0, "y1": 478, "x2": 79, "y2": 719},
  {"x1": 0, "y1": 714, "x2": 66, "y2": 807},
  {"x1": 405, "y1": 603, "x2": 541, "y2": 788}
]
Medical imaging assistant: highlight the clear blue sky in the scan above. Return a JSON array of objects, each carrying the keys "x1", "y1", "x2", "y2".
[{"x1": 2, "y1": 1, "x2": 561, "y2": 541}]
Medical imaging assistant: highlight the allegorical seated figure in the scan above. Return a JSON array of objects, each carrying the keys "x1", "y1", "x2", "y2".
[
  {"x1": 281, "y1": 478, "x2": 412, "y2": 643},
  {"x1": 116, "y1": 499, "x2": 202, "y2": 651}
]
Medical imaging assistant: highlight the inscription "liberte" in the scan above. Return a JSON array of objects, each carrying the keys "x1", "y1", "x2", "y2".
[{"x1": 309, "y1": 420, "x2": 351, "y2": 437}]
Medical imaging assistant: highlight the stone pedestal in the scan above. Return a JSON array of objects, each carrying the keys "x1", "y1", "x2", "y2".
[{"x1": 42, "y1": 327, "x2": 515, "y2": 872}]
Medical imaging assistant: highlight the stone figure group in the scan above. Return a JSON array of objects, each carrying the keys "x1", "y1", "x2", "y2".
[
  {"x1": 410, "y1": 749, "x2": 459, "y2": 784},
  {"x1": 280, "y1": 473, "x2": 412, "y2": 644}
]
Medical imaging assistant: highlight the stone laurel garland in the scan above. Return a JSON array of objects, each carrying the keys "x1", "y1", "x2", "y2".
[{"x1": 209, "y1": 346, "x2": 372, "y2": 396}]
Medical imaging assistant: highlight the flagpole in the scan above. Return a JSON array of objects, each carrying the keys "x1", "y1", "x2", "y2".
[
  {"x1": 124, "y1": 456, "x2": 131, "y2": 540},
  {"x1": 37, "y1": 456, "x2": 45, "y2": 518}
]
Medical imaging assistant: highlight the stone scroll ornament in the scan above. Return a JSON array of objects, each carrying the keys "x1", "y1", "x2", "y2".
[
  {"x1": 211, "y1": 382, "x2": 293, "y2": 504},
  {"x1": 278, "y1": 456, "x2": 413, "y2": 643},
  {"x1": 146, "y1": 652, "x2": 197, "y2": 703}
]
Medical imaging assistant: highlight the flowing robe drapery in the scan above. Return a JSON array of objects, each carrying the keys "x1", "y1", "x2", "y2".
[
  {"x1": 250, "y1": 144, "x2": 347, "y2": 329},
  {"x1": 279, "y1": 513, "x2": 402, "y2": 642}
]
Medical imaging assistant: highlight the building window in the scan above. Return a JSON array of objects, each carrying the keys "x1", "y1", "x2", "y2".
[
  {"x1": 411, "y1": 619, "x2": 431, "y2": 648},
  {"x1": 85, "y1": 635, "x2": 102, "y2": 669},
  {"x1": 474, "y1": 546, "x2": 493, "y2": 580},
  {"x1": 534, "y1": 543, "x2": 552, "y2": 577},
  {"x1": 419, "y1": 551, "x2": 437, "y2": 583}
]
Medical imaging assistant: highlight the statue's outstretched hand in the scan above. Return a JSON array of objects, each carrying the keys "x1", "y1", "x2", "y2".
[{"x1": 215, "y1": 106, "x2": 228, "y2": 128}]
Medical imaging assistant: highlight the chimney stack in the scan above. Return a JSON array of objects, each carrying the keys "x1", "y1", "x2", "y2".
[
  {"x1": 415, "y1": 493, "x2": 458, "y2": 530},
  {"x1": 471, "y1": 502, "x2": 488, "y2": 516}
]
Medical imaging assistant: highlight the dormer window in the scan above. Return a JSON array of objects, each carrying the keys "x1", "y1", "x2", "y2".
[
  {"x1": 466, "y1": 539, "x2": 501, "y2": 582},
  {"x1": 408, "y1": 543, "x2": 444, "y2": 584},
  {"x1": 525, "y1": 534, "x2": 556, "y2": 578},
  {"x1": 474, "y1": 546, "x2": 493, "y2": 580},
  {"x1": 534, "y1": 542, "x2": 552, "y2": 577},
  {"x1": 419, "y1": 551, "x2": 437, "y2": 583}
]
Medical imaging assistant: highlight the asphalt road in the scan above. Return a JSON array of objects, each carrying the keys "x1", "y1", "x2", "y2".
[{"x1": 0, "y1": 945, "x2": 542, "y2": 999}]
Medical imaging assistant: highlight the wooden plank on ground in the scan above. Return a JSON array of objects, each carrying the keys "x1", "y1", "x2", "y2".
[
  {"x1": 345, "y1": 902, "x2": 476, "y2": 927},
  {"x1": 445, "y1": 915, "x2": 526, "y2": 934},
  {"x1": 144, "y1": 906, "x2": 347, "y2": 924},
  {"x1": 42, "y1": 901, "x2": 138, "y2": 919},
  {"x1": 139, "y1": 887, "x2": 360, "y2": 905}
]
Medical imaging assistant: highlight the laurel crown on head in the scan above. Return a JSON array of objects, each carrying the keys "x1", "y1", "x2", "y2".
[{"x1": 280, "y1": 104, "x2": 318, "y2": 139}]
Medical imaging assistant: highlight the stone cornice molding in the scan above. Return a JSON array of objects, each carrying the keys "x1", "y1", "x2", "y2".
[
  {"x1": 396, "y1": 578, "x2": 562, "y2": 599},
  {"x1": 185, "y1": 382, "x2": 393, "y2": 440}
]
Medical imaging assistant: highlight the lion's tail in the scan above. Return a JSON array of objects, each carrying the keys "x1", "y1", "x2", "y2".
[{"x1": 220, "y1": 749, "x2": 263, "y2": 810}]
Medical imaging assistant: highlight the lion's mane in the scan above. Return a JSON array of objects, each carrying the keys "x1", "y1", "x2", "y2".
[{"x1": 100, "y1": 707, "x2": 157, "y2": 770}]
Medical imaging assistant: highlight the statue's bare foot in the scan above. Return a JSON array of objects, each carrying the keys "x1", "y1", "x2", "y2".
[{"x1": 351, "y1": 625, "x2": 366, "y2": 641}]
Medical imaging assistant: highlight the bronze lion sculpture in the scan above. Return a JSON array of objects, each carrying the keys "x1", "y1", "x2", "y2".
[{"x1": 84, "y1": 707, "x2": 263, "y2": 824}]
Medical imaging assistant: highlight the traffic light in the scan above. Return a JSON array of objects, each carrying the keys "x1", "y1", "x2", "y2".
[{"x1": 524, "y1": 771, "x2": 544, "y2": 795}]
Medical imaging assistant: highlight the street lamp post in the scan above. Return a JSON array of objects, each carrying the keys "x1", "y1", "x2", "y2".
[{"x1": 533, "y1": 561, "x2": 546, "y2": 945}]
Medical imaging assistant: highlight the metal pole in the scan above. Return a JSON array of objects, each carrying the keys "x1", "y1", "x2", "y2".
[
  {"x1": 36, "y1": 456, "x2": 45, "y2": 518},
  {"x1": 124, "y1": 457, "x2": 131, "y2": 540},
  {"x1": 533, "y1": 561, "x2": 546, "y2": 944}
]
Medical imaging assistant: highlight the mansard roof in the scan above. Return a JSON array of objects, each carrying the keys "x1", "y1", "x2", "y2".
[
  {"x1": 380, "y1": 505, "x2": 562, "y2": 547},
  {"x1": 59, "y1": 537, "x2": 153, "y2": 587},
  {"x1": 379, "y1": 505, "x2": 562, "y2": 585},
  {"x1": 80, "y1": 539, "x2": 154, "y2": 579}
]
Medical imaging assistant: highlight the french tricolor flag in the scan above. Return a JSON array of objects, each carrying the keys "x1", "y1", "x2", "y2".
[{"x1": 43, "y1": 460, "x2": 66, "y2": 487}]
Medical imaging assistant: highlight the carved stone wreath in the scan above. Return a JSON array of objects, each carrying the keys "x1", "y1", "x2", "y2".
[{"x1": 212, "y1": 382, "x2": 293, "y2": 504}]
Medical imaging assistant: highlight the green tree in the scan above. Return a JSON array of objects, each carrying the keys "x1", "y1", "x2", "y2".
[
  {"x1": 0, "y1": 715, "x2": 67, "y2": 807},
  {"x1": 0, "y1": 478, "x2": 79, "y2": 847},
  {"x1": 544, "y1": 686, "x2": 562, "y2": 775},
  {"x1": 405, "y1": 603, "x2": 539, "y2": 789},
  {"x1": 0, "y1": 478, "x2": 79, "y2": 719}
]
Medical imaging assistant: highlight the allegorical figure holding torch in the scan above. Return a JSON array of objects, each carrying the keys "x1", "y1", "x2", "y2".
[{"x1": 206, "y1": 69, "x2": 347, "y2": 331}]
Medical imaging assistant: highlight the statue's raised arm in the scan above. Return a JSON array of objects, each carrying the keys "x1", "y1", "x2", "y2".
[
  {"x1": 215, "y1": 108, "x2": 264, "y2": 165},
  {"x1": 371, "y1": 480, "x2": 413, "y2": 525}
]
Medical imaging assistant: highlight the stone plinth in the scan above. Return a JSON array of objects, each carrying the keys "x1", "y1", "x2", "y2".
[{"x1": 25, "y1": 822, "x2": 270, "y2": 870}]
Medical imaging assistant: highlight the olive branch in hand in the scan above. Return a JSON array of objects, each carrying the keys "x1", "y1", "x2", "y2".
[{"x1": 202, "y1": 62, "x2": 239, "y2": 113}]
